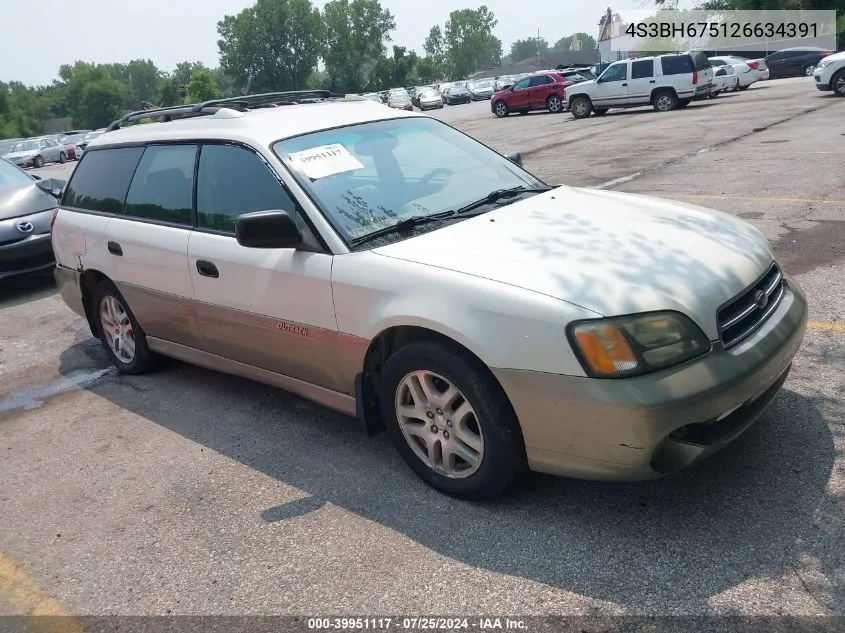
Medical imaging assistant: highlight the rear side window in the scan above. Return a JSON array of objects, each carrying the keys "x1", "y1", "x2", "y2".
[
  {"x1": 62, "y1": 147, "x2": 144, "y2": 213},
  {"x1": 196, "y1": 144, "x2": 296, "y2": 233},
  {"x1": 631, "y1": 60, "x2": 654, "y2": 79},
  {"x1": 661, "y1": 55, "x2": 694, "y2": 75},
  {"x1": 529, "y1": 75, "x2": 553, "y2": 87},
  {"x1": 124, "y1": 144, "x2": 197, "y2": 226}
]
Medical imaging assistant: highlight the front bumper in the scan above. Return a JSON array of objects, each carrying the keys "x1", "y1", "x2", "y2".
[
  {"x1": 813, "y1": 68, "x2": 831, "y2": 90},
  {"x1": 0, "y1": 232, "x2": 55, "y2": 281},
  {"x1": 8, "y1": 157, "x2": 34, "y2": 168},
  {"x1": 493, "y1": 278, "x2": 808, "y2": 481}
]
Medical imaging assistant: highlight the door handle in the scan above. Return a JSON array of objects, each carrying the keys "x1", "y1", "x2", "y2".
[
  {"x1": 107, "y1": 241, "x2": 122, "y2": 256},
  {"x1": 622, "y1": 83, "x2": 628, "y2": 86},
  {"x1": 196, "y1": 259, "x2": 219, "y2": 278},
  {"x1": 649, "y1": 79, "x2": 656, "y2": 83}
]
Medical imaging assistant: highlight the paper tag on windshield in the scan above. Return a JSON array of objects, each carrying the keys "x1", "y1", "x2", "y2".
[{"x1": 288, "y1": 144, "x2": 364, "y2": 180}]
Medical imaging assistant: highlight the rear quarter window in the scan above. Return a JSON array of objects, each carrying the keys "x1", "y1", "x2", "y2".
[
  {"x1": 62, "y1": 147, "x2": 144, "y2": 214},
  {"x1": 661, "y1": 55, "x2": 695, "y2": 75}
]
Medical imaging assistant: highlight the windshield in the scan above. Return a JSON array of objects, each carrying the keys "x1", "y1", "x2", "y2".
[
  {"x1": 389, "y1": 90, "x2": 409, "y2": 100},
  {"x1": 0, "y1": 140, "x2": 20, "y2": 154},
  {"x1": 13, "y1": 140, "x2": 39, "y2": 152},
  {"x1": 0, "y1": 159, "x2": 33, "y2": 188},
  {"x1": 419, "y1": 89, "x2": 438, "y2": 97},
  {"x1": 471, "y1": 80, "x2": 493, "y2": 89},
  {"x1": 273, "y1": 117, "x2": 546, "y2": 246},
  {"x1": 83, "y1": 131, "x2": 103, "y2": 141},
  {"x1": 452, "y1": 85, "x2": 468, "y2": 93},
  {"x1": 63, "y1": 134, "x2": 85, "y2": 144}
]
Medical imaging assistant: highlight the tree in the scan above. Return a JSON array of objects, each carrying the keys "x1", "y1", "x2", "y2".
[
  {"x1": 423, "y1": 25, "x2": 447, "y2": 77},
  {"x1": 188, "y1": 69, "x2": 221, "y2": 102},
  {"x1": 509, "y1": 37, "x2": 548, "y2": 63},
  {"x1": 323, "y1": 0, "x2": 396, "y2": 92},
  {"x1": 554, "y1": 32, "x2": 597, "y2": 52},
  {"x1": 434, "y1": 6, "x2": 501, "y2": 79},
  {"x1": 415, "y1": 57, "x2": 439, "y2": 83},
  {"x1": 172, "y1": 61, "x2": 206, "y2": 89},
  {"x1": 218, "y1": 0, "x2": 324, "y2": 93},
  {"x1": 76, "y1": 79, "x2": 124, "y2": 129},
  {"x1": 156, "y1": 78, "x2": 180, "y2": 106}
]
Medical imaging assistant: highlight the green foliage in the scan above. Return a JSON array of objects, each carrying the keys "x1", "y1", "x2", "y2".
[
  {"x1": 172, "y1": 62, "x2": 206, "y2": 90},
  {"x1": 76, "y1": 78, "x2": 124, "y2": 129},
  {"x1": 323, "y1": 0, "x2": 396, "y2": 92},
  {"x1": 423, "y1": 26, "x2": 447, "y2": 79},
  {"x1": 188, "y1": 69, "x2": 221, "y2": 102},
  {"x1": 156, "y1": 78, "x2": 181, "y2": 106},
  {"x1": 415, "y1": 57, "x2": 440, "y2": 83},
  {"x1": 553, "y1": 32, "x2": 597, "y2": 52},
  {"x1": 427, "y1": 6, "x2": 501, "y2": 79},
  {"x1": 509, "y1": 37, "x2": 548, "y2": 63},
  {"x1": 218, "y1": 0, "x2": 324, "y2": 93}
]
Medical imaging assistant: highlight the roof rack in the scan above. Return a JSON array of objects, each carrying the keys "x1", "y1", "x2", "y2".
[{"x1": 105, "y1": 90, "x2": 357, "y2": 133}]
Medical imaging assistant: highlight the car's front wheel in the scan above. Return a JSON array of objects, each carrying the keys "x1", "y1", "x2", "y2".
[
  {"x1": 831, "y1": 70, "x2": 845, "y2": 97},
  {"x1": 569, "y1": 95, "x2": 592, "y2": 119},
  {"x1": 379, "y1": 341, "x2": 526, "y2": 500},
  {"x1": 33, "y1": 155, "x2": 44, "y2": 168},
  {"x1": 493, "y1": 100, "x2": 509, "y2": 118},
  {"x1": 593, "y1": 107, "x2": 609, "y2": 116},
  {"x1": 93, "y1": 279, "x2": 158, "y2": 374}
]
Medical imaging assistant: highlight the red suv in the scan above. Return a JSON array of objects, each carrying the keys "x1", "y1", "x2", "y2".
[{"x1": 491, "y1": 72, "x2": 569, "y2": 117}]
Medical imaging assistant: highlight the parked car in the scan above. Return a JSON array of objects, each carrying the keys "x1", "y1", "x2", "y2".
[
  {"x1": 467, "y1": 79, "x2": 495, "y2": 100},
  {"x1": 0, "y1": 158, "x2": 62, "y2": 281},
  {"x1": 362, "y1": 92, "x2": 382, "y2": 103},
  {"x1": 710, "y1": 64, "x2": 738, "y2": 95},
  {"x1": 412, "y1": 85, "x2": 437, "y2": 107},
  {"x1": 443, "y1": 84, "x2": 472, "y2": 105},
  {"x1": 416, "y1": 88, "x2": 443, "y2": 111},
  {"x1": 387, "y1": 88, "x2": 413, "y2": 111},
  {"x1": 708, "y1": 56, "x2": 767, "y2": 90},
  {"x1": 52, "y1": 90, "x2": 807, "y2": 500},
  {"x1": 77, "y1": 129, "x2": 107, "y2": 152},
  {"x1": 566, "y1": 52, "x2": 714, "y2": 119},
  {"x1": 491, "y1": 72, "x2": 568, "y2": 117},
  {"x1": 0, "y1": 138, "x2": 24, "y2": 158},
  {"x1": 812, "y1": 50, "x2": 845, "y2": 96},
  {"x1": 494, "y1": 75, "x2": 519, "y2": 91},
  {"x1": 765, "y1": 47, "x2": 833, "y2": 78},
  {"x1": 4, "y1": 137, "x2": 67, "y2": 168}
]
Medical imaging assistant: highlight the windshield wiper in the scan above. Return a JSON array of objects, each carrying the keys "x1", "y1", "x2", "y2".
[
  {"x1": 449, "y1": 185, "x2": 552, "y2": 217},
  {"x1": 350, "y1": 210, "x2": 457, "y2": 247}
]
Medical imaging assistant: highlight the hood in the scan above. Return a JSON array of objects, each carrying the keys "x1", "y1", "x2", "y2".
[
  {"x1": 372, "y1": 186, "x2": 775, "y2": 339},
  {"x1": 4, "y1": 150, "x2": 37, "y2": 159},
  {"x1": 0, "y1": 181, "x2": 56, "y2": 221}
]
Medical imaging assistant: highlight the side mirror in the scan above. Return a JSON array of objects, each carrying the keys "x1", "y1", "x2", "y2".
[
  {"x1": 235, "y1": 210, "x2": 303, "y2": 249},
  {"x1": 36, "y1": 177, "x2": 64, "y2": 199},
  {"x1": 504, "y1": 151, "x2": 523, "y2": 167}
]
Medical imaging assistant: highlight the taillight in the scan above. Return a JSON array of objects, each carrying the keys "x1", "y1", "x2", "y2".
[
  {"x1": 49, "y1": 208, "x2": 59, "y2": 231},
  {"x1": 820, "y1": 52, "x2": 830, "y2": 58},
  {"x1": 747, "y1": 61, "x2": 759, "y2": 70},
  {"x1": 692, "y1": 69, "x2": 698, "y2": 84}
]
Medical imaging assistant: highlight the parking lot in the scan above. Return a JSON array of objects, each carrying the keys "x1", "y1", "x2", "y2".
[{"x1": 1, "y1": 76, "x2": 844, "y2": 620}]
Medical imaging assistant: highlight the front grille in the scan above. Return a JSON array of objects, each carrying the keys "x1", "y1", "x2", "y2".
[{"x1": 717, "y1": 263, "x2": 785, "y2": 348}]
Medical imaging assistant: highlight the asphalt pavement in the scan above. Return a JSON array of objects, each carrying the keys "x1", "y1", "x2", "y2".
[{"x1": 1, "y1": 76, "x2": 844, "y2": 621}]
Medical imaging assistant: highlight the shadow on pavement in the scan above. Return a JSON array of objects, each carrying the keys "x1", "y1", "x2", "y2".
[
  {"x1": 0, "y1": 269, "x2": 56, "y2": 309},
  {"x1": 58, "y1": 334, "x2": 840, "y2": 612}
]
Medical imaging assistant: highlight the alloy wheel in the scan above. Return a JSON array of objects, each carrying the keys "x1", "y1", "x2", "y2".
[
  {"x1": 100, "y1": 295, "x2": 136, "y2": 363},
  {"x1": 394, "y1": 370, "x2": 484, "y2": 478},
  {"x1": 548, "y1": 96, "x2": 562, "y2": 112}
]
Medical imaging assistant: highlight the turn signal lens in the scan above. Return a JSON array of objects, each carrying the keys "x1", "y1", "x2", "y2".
[{"x1": 574, "y1": 324, "x2": 638, "y2": 375}]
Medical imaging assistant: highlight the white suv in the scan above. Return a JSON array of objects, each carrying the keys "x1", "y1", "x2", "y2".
[
  {"x1": 567, "y1": 52, "x2": 714, "y2": 118},
  {"x1": 52, "y1": 91, "x2": 806, "y2": 500},
  {"x1": 813, "y1": 50, "x2": 845, "y2": 96}
]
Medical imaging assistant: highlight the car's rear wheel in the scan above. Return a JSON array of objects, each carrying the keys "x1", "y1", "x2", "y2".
[
  {"x1": 569, "y1": 95, "x2": 592, "y2": 119},
  {"x1": 493, "y1": 100, "x2": 509, "y2": 118},
  {"x1": 93, "y1": 279, "x2": 158, "y2": 374},
  {"x1": 59, "y1": 152, "x2": 66, "y2": 164},
  {"x1": 379, "y1": 341, "x2": 526, "y2": 500},
  {"x1": 804, "y1": 65, "x2": 816, "y2": 77},
  {"x1": 593, "y1": 107, "x2": 609, "y2": 116},
  {"x1": 652, "y1": 90, "x2": 678, "y2": 112},
  {"x1": 832, "y1": 70, "x2": 845, "y2": 97},
  {"x1": 546, "y1": 94, "x2": 563, "y2": 113},
  {"x1": 33, "y1": 155, "x2": 44, "y2": 168}
]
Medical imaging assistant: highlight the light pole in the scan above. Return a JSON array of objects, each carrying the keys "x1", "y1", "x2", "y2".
[{"x1": 537, "y1": 27, "x2": 541, "y2": 70}]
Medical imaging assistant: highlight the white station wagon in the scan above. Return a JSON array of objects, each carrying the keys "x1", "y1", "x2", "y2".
[{"x1": 52, "y1": 90, "x2": 807, "y2": 500}]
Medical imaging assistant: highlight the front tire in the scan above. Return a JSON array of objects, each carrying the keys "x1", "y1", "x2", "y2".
[
  {"x1": 593, "y1": 107, "x2": 609, "y2": 116},
  {"x1": 92, "y1": 279, "x2": 158, "y2": 375},
  {"x1": 652, "y1": 90, "x2": 678, "y2": 112},
  {"x1": 33, "y1": 155, "x2": 44, "y2": 168},
  {"x1": 737, "y1": 84, "x2": 749, "y2": 91},
  {"x1": 569, "y1": 95, "x2": 592, "y2": 119},
  {"x1": 831, "y1": 70, "x2": 845, "y2": 97},
  {"x1": 379, "y1": 341, "x2": 526, "y2": 500},
  {"x1": 493, "y1": 100, "x2": 509, "y2": 118},
  {"x1": 677, "y1": 98, "x2": 692, "y2": 108}
]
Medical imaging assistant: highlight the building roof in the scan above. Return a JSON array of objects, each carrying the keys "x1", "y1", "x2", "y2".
[
  {"x1": 88, "y1": 99, "x2": 420, "y2": 150},
  {"x1": 468, "y1": 50, "x2": 600, "y2": 79}
]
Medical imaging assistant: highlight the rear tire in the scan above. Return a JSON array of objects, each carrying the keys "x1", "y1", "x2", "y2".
[
  {"x1": 493, "y1": 100, "x2": 509, "y2": 118},
  {"x1": 92, "y1": 279, "x2": 158, "y2": 375},
  {"x1": 546, "y1": 94, "x2": 563, "y2": 113},
  {"x1": 569, "y1": 95, "x2": 592, "y2": 119},
  {"x1": 379, "y1": 341, "x2": 527, "y2": 500},
  {"x1": 652, "y1": 90, "x2": 678, "y2": 112},
  {"x1": 59, "y1": 152, "x2": 66, "y2": 164},
  {"x1": 804, "y1": 65, "x2": 815, "y2": 77}
]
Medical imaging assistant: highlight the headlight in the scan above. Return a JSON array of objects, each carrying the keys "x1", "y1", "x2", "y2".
[
  {"x1": 818, "y1": 59, "x2": 831, "y2": 68},
  {"x1": 568, "y1": 311, "x2": 711, "y2": 378}
]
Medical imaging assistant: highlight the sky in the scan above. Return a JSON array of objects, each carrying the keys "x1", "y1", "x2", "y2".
[{"x1": 0, "y1": 0, "x2": 694, "y2": 86}]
